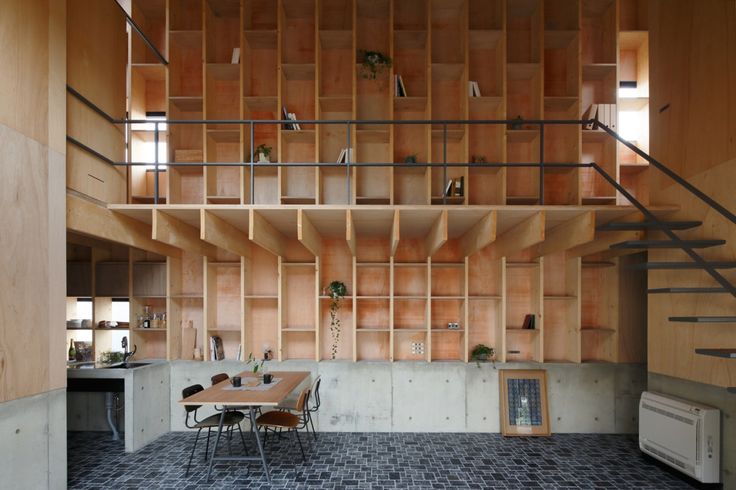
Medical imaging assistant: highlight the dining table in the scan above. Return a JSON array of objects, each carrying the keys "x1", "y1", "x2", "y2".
[{"x1": 179, "y1": 370, "x2": 310, "y2": 482}]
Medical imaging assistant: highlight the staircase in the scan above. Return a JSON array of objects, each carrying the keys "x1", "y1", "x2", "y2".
[{"x1": 591, "y1": 127, "x2": 736, "y2": 393}]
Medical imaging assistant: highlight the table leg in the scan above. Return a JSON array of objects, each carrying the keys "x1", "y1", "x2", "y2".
[
  {"x1": 206, "y1": 409, "x2": 226, "y2": 482},
  {"x1": 250, "y1": 406, "x2": 270, "y2": 482}
]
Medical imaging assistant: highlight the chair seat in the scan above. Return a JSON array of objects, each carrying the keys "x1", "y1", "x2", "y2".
[
  {"x1": 194, "y1": 411, "x2": 245, "y2": 429},
  {"x1": 256, "y1": 410, "x2": 300, "y2": 429}
]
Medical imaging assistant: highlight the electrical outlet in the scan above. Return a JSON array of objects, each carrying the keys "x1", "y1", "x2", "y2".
[{"x1": 410, "y1": 341, "x2": 425, "y2": 355}]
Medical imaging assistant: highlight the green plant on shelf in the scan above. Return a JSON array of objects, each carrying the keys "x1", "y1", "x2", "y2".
[
  {"x1": 326, "y1": 281, "x2": 347, "y2": 359},
  {"x1": 471, "y1": 344, "x2": 495, "y2": 368},
  {"x1": 254, "y1": 144, "x2": 272, "y2": 163},
  {"x1": 359, "y1": 50, "x2": 392, "y2": 80},
  {"x1": 403, "y1": 154, "x2": 418, "y2": 164}
]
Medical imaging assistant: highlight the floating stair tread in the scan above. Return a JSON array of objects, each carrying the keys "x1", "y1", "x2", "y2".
[
  {"x1": 695, "y1": 348, "x2": 736, "y2": 358},
  {"x1": 648, "y1": 287, "x2": 730, "y2": 294},
  {"x1": 597, "y1": 220, "x2": 702, "y2": 231},
  {"x1": 670, "y1": 316, "x2": 736, "y2": 323},
  {"x1": 610, "y1": 239, "x2": 726, "y2": 249},
  {"x1": 631, "y1": 261, "x2": 736, "y2": 270}
]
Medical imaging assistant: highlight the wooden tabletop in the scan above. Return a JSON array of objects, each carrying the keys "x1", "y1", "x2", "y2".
[{"x1": 179, "y1": 371, "x2": 310, "y2": 407}]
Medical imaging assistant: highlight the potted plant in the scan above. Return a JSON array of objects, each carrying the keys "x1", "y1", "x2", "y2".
[
  {"x1": 359, "y1": 50, "x2": 392, "y2": 80},
  {"x1": 254, "y1": 144, "x2": 272, "y2": 163},
  {"x1": 471, "y1": 344, "x2": 495, "y2": 368},
  {"x1": 326, "y1": 280, "x2": 347, "y2": 359},
  {"x1": 403, "y1": 154, "x2": 418, "y2": 164},
  {"x1": 246, "y1": 351, "x2": 265, "y2": 373},
  {"x1": 471, "y1": 155, "x2": 487, "y2": 164}
]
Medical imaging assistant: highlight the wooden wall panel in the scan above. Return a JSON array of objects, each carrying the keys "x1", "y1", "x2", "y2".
[
  {"x1": 0, "y1": 0, "x2": 66, "y2": 403},
  {"x1": 67, "y1": 0, "x2": 128, "y2": 203},
  {"x1": 649, "y1": 0, "x2": 736, "y2": 387}
]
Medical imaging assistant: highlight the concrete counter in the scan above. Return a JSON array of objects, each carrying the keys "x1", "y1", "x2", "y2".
[{"x1": 67, "y1": 360, "x2": 170, "y2": 452}]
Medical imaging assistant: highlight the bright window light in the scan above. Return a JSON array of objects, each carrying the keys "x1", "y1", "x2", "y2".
[
  {"x1": 111, "y1": 300, "x2": 130, "y2": 323},
  {"x1": 76, "y1": 299, "x2": 93, "y2": 320},
  {"x1": 618, "y1": 111, "x2": 642, "y2": 141},
  {"x1": 618, "y1": 87, "x2": 639, "y2": 98}
]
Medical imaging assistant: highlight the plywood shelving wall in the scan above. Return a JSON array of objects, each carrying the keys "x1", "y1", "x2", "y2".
[
  {"x1": 115, "y1": 0, "x2": 650, "y2": 365},
  {"x1": 125, "y1": 0, "x2": 649, "y2": 207}
]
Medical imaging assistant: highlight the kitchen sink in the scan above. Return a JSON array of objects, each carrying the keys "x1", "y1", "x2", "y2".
[{"x1": 104, "y1": 362, "x2": 152, "y2": 369}]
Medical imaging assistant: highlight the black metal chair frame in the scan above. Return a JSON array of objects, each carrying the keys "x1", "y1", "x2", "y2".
[{"x1": 182, "y1": 384, "x2": 248, "y2": 477}]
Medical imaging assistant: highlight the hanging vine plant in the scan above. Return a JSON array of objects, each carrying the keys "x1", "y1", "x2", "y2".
[
  {"x1": 327, "y1": 280, "x2": 347, "y2": 359},
  {"x1": 359, "y1": 50, "x2": 392, "y2": 79}
]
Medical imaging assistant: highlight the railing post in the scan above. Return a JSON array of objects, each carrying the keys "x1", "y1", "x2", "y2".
[
  {"x1": 250, "y1": 121, "x2": 255, "y2": 205},
  {"x1": 154, "y1": 122, "x2": 160, "y2": 205},
  {"x1": 539, "y1": 122, "x2": 544, "y2": 205},
  {"x1": 443, "y1": 123, "x2": 448, "y2": 205},
  {"x1": 346, "y1": 121, "x2": 351, "y2": 205}
]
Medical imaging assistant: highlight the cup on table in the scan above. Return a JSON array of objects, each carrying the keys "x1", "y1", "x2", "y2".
[
  {"x1": 230, "y1": 376, "x2": 242, "y2": 387},
  {"x1": 263, "y1": 373, "x2": 273, "y2": 384}
]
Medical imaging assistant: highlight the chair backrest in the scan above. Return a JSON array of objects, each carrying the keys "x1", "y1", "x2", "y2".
[
  {"x1": 211, "y1": 372, "x2": 229, "y2": 386},
  {"x1": 310, "y1": 376, "x2": 321, "y2": 410},
  {"x1": 182, "y1": 384, "x2": 204, "y2": 413},
  {"x1": 295, "y1": 387, "x2": 311, "y2": 413}
]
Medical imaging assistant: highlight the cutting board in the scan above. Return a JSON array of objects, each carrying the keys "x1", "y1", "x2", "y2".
[{"x1": 181, "y1": 325, "x2": 197, "y2": 360}]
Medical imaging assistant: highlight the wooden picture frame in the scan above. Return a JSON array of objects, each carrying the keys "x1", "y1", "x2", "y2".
[{"x1": 499, "y1": 369, "x2": 550, "y2": 436}]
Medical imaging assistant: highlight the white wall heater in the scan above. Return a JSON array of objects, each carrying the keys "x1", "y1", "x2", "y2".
[{"x1": 639, "y1": 391, "x2": 720, "y2": 483}]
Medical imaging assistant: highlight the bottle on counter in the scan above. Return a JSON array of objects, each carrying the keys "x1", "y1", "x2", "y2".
[{"x1": 68, "y1": 339, "x2": 76, "y2": 361}]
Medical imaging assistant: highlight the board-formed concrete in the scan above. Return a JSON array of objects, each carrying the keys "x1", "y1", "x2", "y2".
[
  {"x1": 0, "y1": 388, "x2": 66, "y2": 490},
  {"x1": 169, "y1": 360, "x2": 646, "y2": 434}
]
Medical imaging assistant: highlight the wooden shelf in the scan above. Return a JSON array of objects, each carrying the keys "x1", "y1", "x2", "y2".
[
  {"x1": 431, "y1": 63, "x2": 465, "y2": 80},
  {"x1": 282, "y1": 129, "x2": 316, "y2": 143},
  {"x1": 319, "y1": 30, "x2": 352, "y2": 49},
  {"x1": 282, "y1": 63, "x2": 316, "y2": 80},
  {"x1": 394, "y1": 97, "x2": 428, "y2": 111}
]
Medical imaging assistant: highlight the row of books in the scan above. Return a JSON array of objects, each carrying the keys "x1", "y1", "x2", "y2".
[
  {"x1": 521, "y1": 314, "x2": 536, "y2": 330},
  {"x1": 335, "y1": 148, "x2": 354, "y2": 164},
  {"x1": 584, "y1": 103, "x2": 618, "y2": 130},
  {"x1": 209, "y1": 336, "x2": 243, "y2": 361},
  {"x1": 443, "y1": 176, "x2": 465, "y2": 197},
  {"x1": 282, "y1": 106, "x2": 301, "y2": 130},
  {"x1": 396, "y1": 75, "x2": 485, "y2": 98}
]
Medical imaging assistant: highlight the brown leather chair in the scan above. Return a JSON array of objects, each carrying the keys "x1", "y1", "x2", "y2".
[
  {"x1": 256, "y1": 387, "x2": 310, "y2": 461},
  {"x1": 182, "y1": 384, "x2": 247, "y2": 476}
]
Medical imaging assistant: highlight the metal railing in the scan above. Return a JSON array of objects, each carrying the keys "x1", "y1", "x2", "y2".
[{"x1": 65, "y1": 84, "x2": 736, "y2": 297}]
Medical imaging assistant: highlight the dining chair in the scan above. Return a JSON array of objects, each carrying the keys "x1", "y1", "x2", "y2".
[
  {"x1": 182, "y1": 384, "x2": 248, "y2": 477},
  {"x1": 256, "y1": 387, "x2": 310, "y2": 461},
  {"x1": 277, "y1": 375, "x2": 321, "y2": 440}
]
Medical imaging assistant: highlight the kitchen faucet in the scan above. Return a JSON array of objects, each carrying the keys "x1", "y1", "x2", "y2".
[{"x1": 121, "y1": 337, "x2": 137, "y2": 364}]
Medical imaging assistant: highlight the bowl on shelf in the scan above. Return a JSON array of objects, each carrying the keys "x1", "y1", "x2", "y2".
[{"x1": 66, "y1": 319, "x2": 82, "y2": 329}]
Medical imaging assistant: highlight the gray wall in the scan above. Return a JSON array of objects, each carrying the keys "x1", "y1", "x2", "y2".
[
  {"x1": 0, "y1": 389, "x2": 66, "y2": 490},
  {"x1": 648, "y1": 372, "x2": 736, "y2": 488},
  {"x1": 169, "y1": 360, "x2": 646, "y2": 434}
]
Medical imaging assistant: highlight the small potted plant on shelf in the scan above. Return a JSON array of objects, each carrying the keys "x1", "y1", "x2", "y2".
[
  {"x1": 470, "y1": 344, "x2": 495, "y2": 368},
  {"x1": 254, "y1": 144, "x2": 272, "y2": 163},
  {"x1": 359, "y1": 50, "x2": 392, "y2": 80},
  {"x1": 471, "y1": 155, "x2": 487, "y2": 164},
  {"x1": 403, "y1": 154, "x2": 418, "y2": 164},
  {"x1": 325, "y1": 280, "x2": 347, "y2": 359}
]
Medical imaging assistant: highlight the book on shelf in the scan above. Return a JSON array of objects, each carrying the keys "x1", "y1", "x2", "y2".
[
  {"x1": 335, "y1": 148, "x2": 354, "y2": 164},
  {"x1": 583, "y1": 104, "x2": 598, "y2": 130},
  {"x1": 288, "y1": 112, "x2": 301, "y2": 131},
  {"x1": 282, "y1": 106, "x2": 293, "y2": 130},
  {"x1": 454, "y1": 176, "x2": 464, "y2": 197},
  {"x1": 521, "y1": 314, "x2": 535, "y2": 330},
  {"x1": 443, "y1": 177, "x2": 465, "y2": 197},
  {"x1": 281, "y1": 106, "x2": 301, "y2": 131},
  {"x1": 231, "y1": 47, "x2": 240, "y2": 64},
  {"x1": 468, "y1": 80, "x2": 481, "y2": 97},
  {"x1": 209, "y1": 335, "x2": 224, "y2": 360},
  {"x1": 236, "y1": 344, "x2": 242, "y2": 361},
  {"x1": 584, "y1": 103, "x2": 618, "y2": 130},
  {"x1": 394, "y1": 74, "x2": 408, "y2": 97}
]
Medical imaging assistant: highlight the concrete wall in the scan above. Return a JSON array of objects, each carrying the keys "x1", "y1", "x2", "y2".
[
  {"x1": 649, "y1": 373, "x2": 736, "y2": 488},
  {"x1": 0, "y1": 389, "x2": 66, "y2": 490},
  {"x1": 169, "y1": 360, "x2": 646, "y2": 434}
]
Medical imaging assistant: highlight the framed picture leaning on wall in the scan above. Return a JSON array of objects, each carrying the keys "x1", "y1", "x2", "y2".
[{"x1": 499, "y1": 369, "x2": 550, "y2": 436}]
